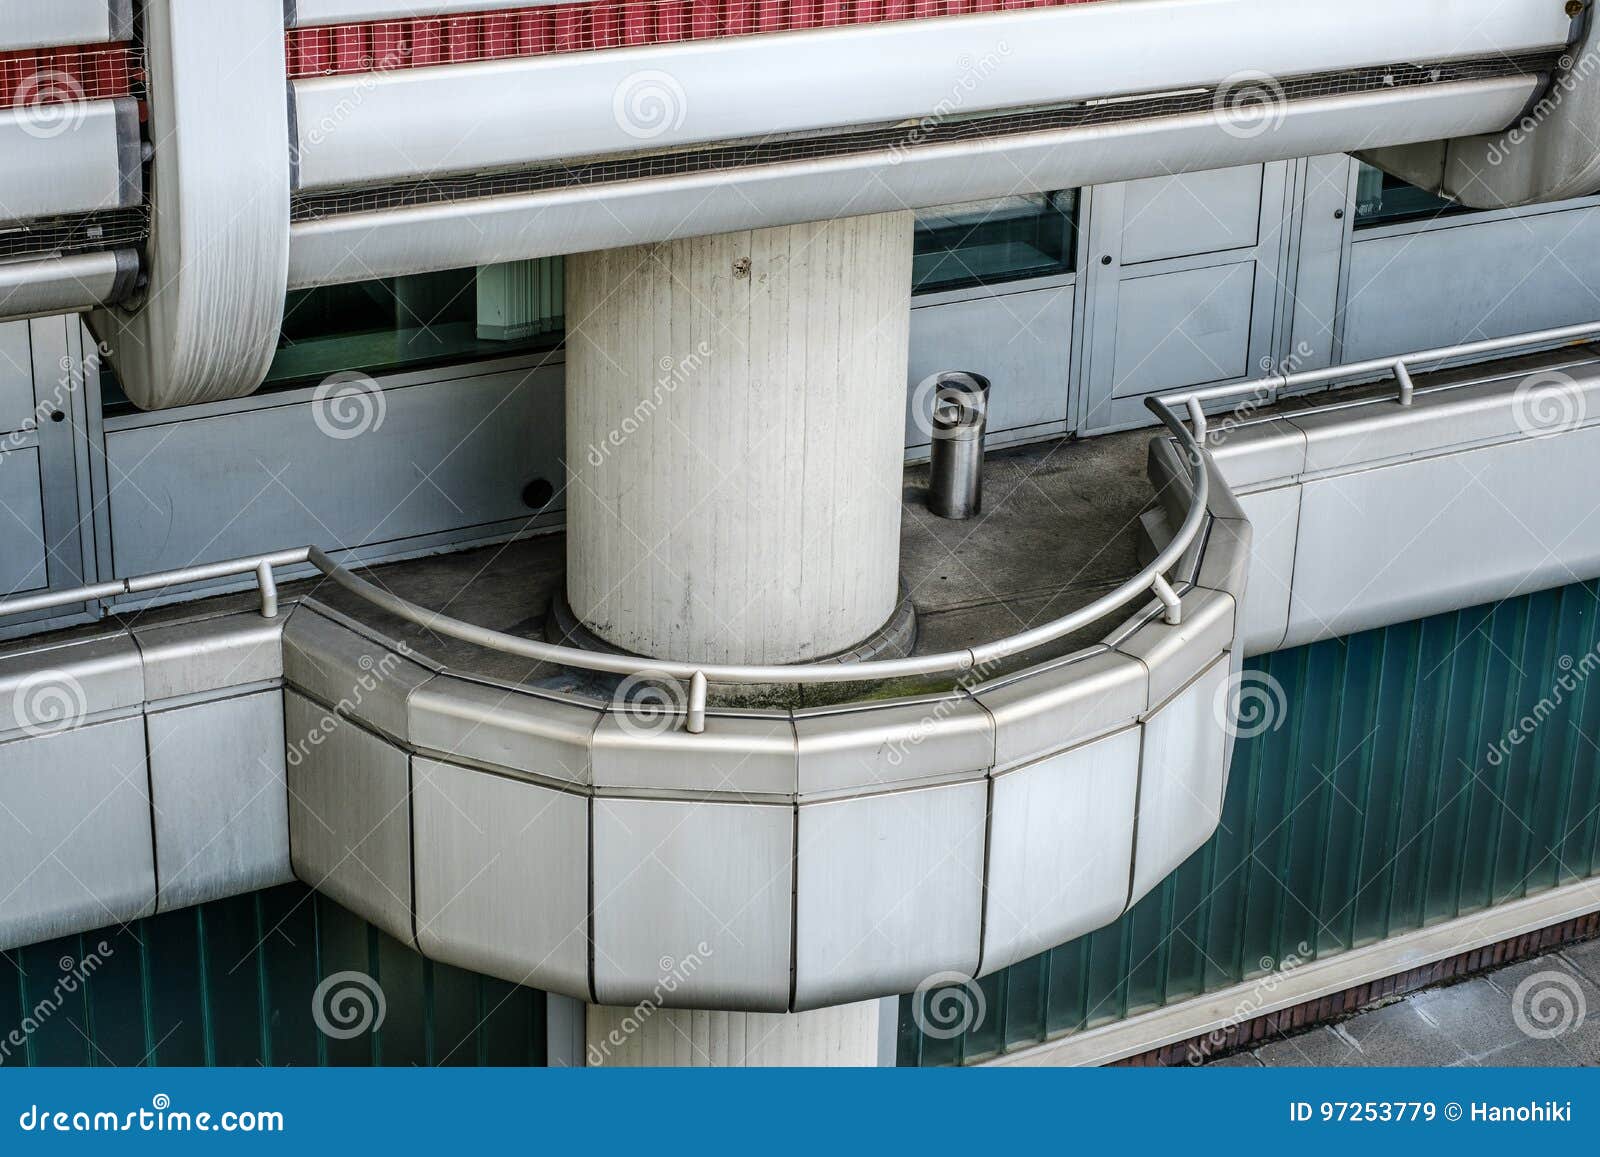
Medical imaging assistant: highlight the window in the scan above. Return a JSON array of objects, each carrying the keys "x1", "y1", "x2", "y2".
[
  {"x1": 265, "y1": 260, "x2": 565, "y2": 389},
  {"x1": 912, "y1": 192, "x2": 1078, "y2": 295},
  {"x1": 1353, "y1": 163, "x2": 1466, "y2": 228}
]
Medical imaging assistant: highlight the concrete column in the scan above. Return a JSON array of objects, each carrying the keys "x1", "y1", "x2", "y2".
[
  {"x1": 565, "y1": 212, "x2": 913, "y2": 665},
  {"x1": 585, "y1": 1000, "x2": 882, "y2": 1067}
]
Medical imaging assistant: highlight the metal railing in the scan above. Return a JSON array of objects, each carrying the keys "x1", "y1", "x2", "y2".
[{"x1": 0, "y1": 399, "x2": 1210, "y2": 734}]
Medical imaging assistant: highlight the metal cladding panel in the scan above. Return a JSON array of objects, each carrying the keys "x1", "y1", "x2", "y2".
[
  {"x1": 0, "y1": 99, "x2": 138, "y2": 223},
  {"x1": 1286, "y1": 423, "x2": 1600, "y2": 648},
  {"x1": 794, "y1": 779, "x2": 986, "y2": 1010},
  {"x1": 1110, "y1": 587, "x2": 1236, "y2": 711},
  {"x1": 290, "y1": 0, "x2": 1570, "y2": 190},
  {"x1": 980, "y1": 727, "x2": 1142, "y2": 976},
  {"x1": 282, "y1": 605, "x2": 432, "y2": 742},
  {"x1": 147, "y1": 691, "x2": 293, "y2": 913},
  {"x1": 0, "y1": 445, "x2": 47, "y2": 593},
  {"x1": 133, "y1": 611, "x2": 284, "y2": 701},
  {"x1": 0, "y1": 717, "x2": 154, "y2": 951},
  {"x1": 283, "y1": 690, "x2": 414, "y2": 948},
  {"x1": 976, "y1": 648, "x2": 1148, "y2": 773},
  {"x1": 408, "y1": 674, "x2": 596, "y2": 786},
  {"x1": 0, "y1": 634, "x2": 143, "y2": 736},
  {"x1": 1233, "y1": 487, "x2": 1298, "y2": 657},
  {"x1": 412, "y1": 757, "x2": 590, "y2": 999},
  {"x1": 0, "y1": 882, "x2": 548, "y2": 1066},
  {"x1": 0, "y1": 251, "x2": 135, "y2": 322},
  {"x1": 0, "y1": 1, "x2": 132, "y2": 51},
  {"x1": 793, "y1": 695, "x2": 992, "y2": 799},
  {"x1": 1125, "y1": 657, "x2": 1231, "y2": 907},
  {"x1": 592, "y1": 796, "x2": 794, "y2": 1012},
  {"x1": 591, "y1": 711, "x2": 796, "y2": 796},
  {"x1": 902, "y1": 580, "x2": 1600, "y2": 1065},
  {"x1": 289, "y1": 78, "x2": 1538, "y2": 287}
]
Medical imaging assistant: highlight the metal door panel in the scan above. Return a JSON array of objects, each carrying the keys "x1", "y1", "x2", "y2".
[
  {"x1": 0, "y1": 322, "x2": 31, "y2": 432},
  {"x1": 0, "y1": 445, "x2": 47, "y2": 594},
  {"x1": 1120, "y1": 167, "x2": 1263, "y2": 265},
  {"x1": 906, "y1": 283, "x2": 1073, "y2": 449},
  {"x1": 1111, "y1": 261, "x2": 1256, "y2": 397}
]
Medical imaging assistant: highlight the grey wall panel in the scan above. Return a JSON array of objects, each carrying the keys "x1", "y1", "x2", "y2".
[
  {"x1": 980, "y1": 726, "x2": 1141, "y2": 975},
  {"x1": 794, "y1": 779, "x2": 986, "y2": 1010},
  {"x1": 412, "y1": 757, "x2": 589, "y2": 999},
  {"x1": 0, "y1": 445, "x2": 47, "y2": 594},
  {"x1": 1234, "y1": 486, "x2": 1300, "y2": 657},
  {"x1": 0, "y1": 322, "x2": 32, "y2": 432},
  {"x1": 1111, "y1": 261, "x2": 1257, "y2": 398},
  {"x1": 284, "y1": 690, "x2": 414, "y2": 946},
  {"x1": 906, "y1": 284, "x2": 1073, "y2": 448},
  {"x1": 1287, "y1": 154, "x2": 1355, "y2": 372},
  {"x1": 1127, "y1": 658, "x2": 1232, "y2": 907},
  {"x1": 1120, "y1": 167, "x2": 1263, "y2": 265},
  {"x1": 1342, "y1": 207, "x2": 1600, "y2": 363},
  {"x1": 147, "y1": 691, "x2": 292, "y2": 912},
  {"x1": 1286, "y1": 425, "x2": 1600, "y2": 647},
  {"x1": 106, "y1": 364, "x2": 564, "y2": 576},
  {"x1": 592, "y1": 797, "x2": 793, "y2": 1012},
  {"x1": 0, "y1": 717, "x2": 154, "y2": 950}
]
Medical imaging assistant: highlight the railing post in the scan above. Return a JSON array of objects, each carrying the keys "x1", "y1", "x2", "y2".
[
  {"x1": 1186, "y1": 395, "x2": 1207, "y2": 444},
  {"x1": 1394, "y1": 361, "x2": 1415, "y2": 407},
  {"x1": 686, "y1": 670, "x2": 708, "y2": 734},
  {"x1": 256, "y1": 560, "x2": 278, "y2": 619},
  {"x1": 1152, "y1": 575, "x2": 1182, "y2": 626}
]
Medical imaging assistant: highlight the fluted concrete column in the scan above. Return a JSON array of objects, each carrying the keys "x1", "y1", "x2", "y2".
[
  {"x1": 565, "y1": 212, "x2": 912, "y2": 665},
  {"x1": 585, "y1": 1001, "x2": 882, "y2": 1067}
]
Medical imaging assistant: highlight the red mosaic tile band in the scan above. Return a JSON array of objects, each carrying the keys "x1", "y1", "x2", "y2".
[
  {"x1": 0, "y1": 44, "x2": 137, "y2": 109},
  {"x1": 286, "y1": 0, "x2": 1099, "y2": 77}
]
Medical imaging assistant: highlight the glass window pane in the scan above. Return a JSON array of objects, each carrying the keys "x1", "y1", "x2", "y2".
[
  {"x1": 1353, "y1": 163, "x2": 1466, "y2": 228},
  {"x1": 912, "y1": 191, "x2": 1077, "y2": 295}
]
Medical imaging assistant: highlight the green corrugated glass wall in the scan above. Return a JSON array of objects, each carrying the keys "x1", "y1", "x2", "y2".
[
  {"x1": 901, "y1": 579, "x2": 1600, "y2": 1065},
  {"x1": 1, "y1": 884, "x2": 546, "y2": 1067}
]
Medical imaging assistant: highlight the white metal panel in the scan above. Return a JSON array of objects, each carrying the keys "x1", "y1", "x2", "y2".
[
  {"x1": 412, "y1": 756, "x2": 590, "y2": 998},
  {"x1": 0, "y1": 717, "x2": 154, "y2": 951},
  {"x1": 980, "y1": 727, "x2": 1141, "y2": 975},
  {"x1": 1127, "y1": 658, "x2": 1230, "y2": 907},
  {"x1": 0, "y1": 0, "x2": 131, "y2": 51},
  {"x1": 147, "y1": 691, "x2": 293, "y2": 912},
  {"x1": 1111, "y1": 260, "x2": 1257, "y2": 396},
  {"x1": 291, "y1": 0, "x2": 562, "y2": 22},
  {"x1": 1120, "y1": 167, "x2": 1263, "y2": 264},
  {"x1": 291, "y1": 0, "x2": 1568, "y2": 189},
  {"x1": 0, "y1": 445, "x2": 48, "y2": 594},
  {"x1": 0, "y1": 252, "x2": 135, "y2": 323},
  {"x1": 1234, "y1": 485, "x2": 1299, "y2": 657},
  {"x1": 0, "y1": 100, "x2": 137, "y2": 223},
  {"x1": 290, "y1": 79, "x2": 1538, "y2": 287}
]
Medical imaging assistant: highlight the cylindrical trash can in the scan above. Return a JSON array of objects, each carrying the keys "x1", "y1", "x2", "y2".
[{"x1": 926, "y1": 371, "x2": 990, "y2": 520}]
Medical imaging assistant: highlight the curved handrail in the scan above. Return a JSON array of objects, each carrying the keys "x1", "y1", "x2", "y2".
[{"x1": 0, "y1": 398, "x2": 1210, "y2": 731}]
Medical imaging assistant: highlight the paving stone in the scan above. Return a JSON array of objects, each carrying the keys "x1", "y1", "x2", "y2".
[
  {"x1": 1256, "y1": 1001, "x2": 1470, "y2": 1067},
  {"x1": 1204, "y1": 1050, "x2": 1264, "y2": 1067},
  {"x1": 1404, "y1": 978, "x2": 1528, "y2": 1060}
]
